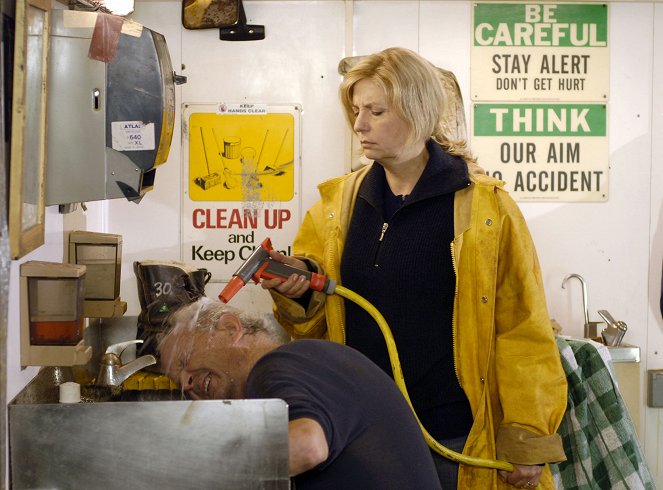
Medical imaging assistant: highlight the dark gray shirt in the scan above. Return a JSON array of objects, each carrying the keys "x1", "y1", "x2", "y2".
[{"x1": 246, "y1": 340, "x2": 442, "y2": 490}]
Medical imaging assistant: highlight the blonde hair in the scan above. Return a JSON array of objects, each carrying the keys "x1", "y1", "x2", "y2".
[{"x1": 339, "y1": 47, "x2": 476, "y2": 164}]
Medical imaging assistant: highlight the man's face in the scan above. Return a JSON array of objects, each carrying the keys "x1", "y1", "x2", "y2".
[{"x1": 160, "y1": 323, "x2": 246, "y2": 400}]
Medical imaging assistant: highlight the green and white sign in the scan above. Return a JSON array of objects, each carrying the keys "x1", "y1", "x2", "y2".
[
  {"x1": 472, "y1": 103, "x2": 608, "y2": 202},
  {"x1": 471, "y1": 3, "x2": 609, "y2": 101}
]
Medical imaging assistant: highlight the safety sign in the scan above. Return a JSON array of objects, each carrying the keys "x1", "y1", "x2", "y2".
[
  {"x1": 472, "y1": 102, "x2": 608, "y2": 202},
  {"x1": 471, "y1": 3, "x2": 609, "y2": 101},
  {"x1": 181, "y1": 103, "x2": 302, "y2": 281}
]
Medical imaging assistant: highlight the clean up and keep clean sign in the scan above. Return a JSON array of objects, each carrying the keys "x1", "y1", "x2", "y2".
[
  {"x1": 473, "y1": 103, "x2": 608, "y2": 202},
  {"x1": 181, "y1": 103, "x2": 302, "y2": 282},
  {"x1": 471, "y1": 3, "x2": 609, "y2": 101}
]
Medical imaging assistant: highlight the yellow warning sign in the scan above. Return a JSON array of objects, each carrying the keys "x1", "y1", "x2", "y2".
[{"x1": 188, "y1": 112, "x2": 295, "y2": 201}]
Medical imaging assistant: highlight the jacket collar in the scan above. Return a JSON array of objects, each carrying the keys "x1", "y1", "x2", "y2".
[{"x1": 358, "y1": 140, "x2": 471, "y2": 209}]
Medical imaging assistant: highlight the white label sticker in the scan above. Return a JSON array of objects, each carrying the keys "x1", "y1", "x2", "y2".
[
  {"x1": 216, "y1": 103, "x2": 268, "y2": 115},
  {"x1": 111, "y1": 121, "x2": 156, "y2": 151}
]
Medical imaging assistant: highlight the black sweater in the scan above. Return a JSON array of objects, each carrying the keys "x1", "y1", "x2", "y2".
[{"x1": 341, "y1": 140, "x2": 474, "y2": 440}]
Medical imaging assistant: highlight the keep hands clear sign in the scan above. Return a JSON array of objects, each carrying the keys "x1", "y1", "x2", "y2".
[
  {"x1": 181, "y1": 103, "x2": 302, "y2": 282},
  {"x1": 470, "y1": 3, "x2": 610, "y2": 202}
]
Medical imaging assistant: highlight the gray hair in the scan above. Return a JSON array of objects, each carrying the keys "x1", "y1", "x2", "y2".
[{"x1": 161, "y1": 297, "x2": 289, "y2": 346}]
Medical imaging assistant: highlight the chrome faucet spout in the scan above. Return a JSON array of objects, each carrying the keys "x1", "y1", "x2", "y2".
[
  {"x1": 96, "y1": 340, "x2": 157, "y2": 387},
  {"x1": 598, "y1": 309, "x2": 628, "y2": 346},
  {"x1": 113, "y1": 355, "x2": 158, "y2": 386},
  {"x1": 562, "y1": 273, "x2": 591, "y2": 337}
]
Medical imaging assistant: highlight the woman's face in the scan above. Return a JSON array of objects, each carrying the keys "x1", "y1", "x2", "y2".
[{"x1": 351, "y1": 78, "x2": 421, "y2": 166}]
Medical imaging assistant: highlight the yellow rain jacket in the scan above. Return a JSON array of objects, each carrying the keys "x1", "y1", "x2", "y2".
[{"x1": 271, "y1": 163, "x2": 567, "y2": 489}]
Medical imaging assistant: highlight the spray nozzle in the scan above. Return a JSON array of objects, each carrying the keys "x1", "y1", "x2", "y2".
[{"x1": 218, "y1": 237, "x2": 336, "y2": 303}]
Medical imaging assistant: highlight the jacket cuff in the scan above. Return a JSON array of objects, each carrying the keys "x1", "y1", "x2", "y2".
[
  {"x1": 270, "y1": 290, "x2": 327, "y2": 339},
  {"x1": 270, "y1": 289, "x2": 326, "y2": 322},
  {"x1": 496, "y1": 426, "x2": 567, "y2": 465}
]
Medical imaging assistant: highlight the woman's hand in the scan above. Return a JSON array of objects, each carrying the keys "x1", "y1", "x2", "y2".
[
  {"x1": 260, "y1": 250, "x2": 311, "y2": 299},
  {"x1": 498, "y1": 464, "x2": 543, "y2": 488}
]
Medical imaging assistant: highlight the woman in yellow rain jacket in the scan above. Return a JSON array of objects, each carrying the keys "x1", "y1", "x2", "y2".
[{"x1": 263, "y1": 47, "x2": 567, "y2": 489}]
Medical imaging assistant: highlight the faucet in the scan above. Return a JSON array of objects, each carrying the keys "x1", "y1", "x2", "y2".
[
  {"x1": 597, "y1": 309, "x2": 628, "y2": 346},
  {"x1": 96, "y1": 340, "x2": 157, "y2": 387},
  {"x1": 561, "y1": 273, "x2": 599, "y2": 338}
]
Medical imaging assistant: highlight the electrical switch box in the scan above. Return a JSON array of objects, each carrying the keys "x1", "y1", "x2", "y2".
[
  {"x1": 45, "y1": 10, "x2": 175, "y2": 206},
  {"x1": 647, "y1": 369, "x2": 663, "y2": 408}
]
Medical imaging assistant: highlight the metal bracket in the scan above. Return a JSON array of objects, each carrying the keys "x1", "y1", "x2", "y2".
[{"x1": 219, "y1": 1, "x2": 265, "y2": 41}]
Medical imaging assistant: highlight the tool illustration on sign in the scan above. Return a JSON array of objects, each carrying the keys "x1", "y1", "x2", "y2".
[{"x1": 188, "y1": 112, "x2": 294, "y2": 202}]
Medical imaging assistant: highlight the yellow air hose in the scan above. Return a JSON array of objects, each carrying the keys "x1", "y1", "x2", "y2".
[{"x1": 334, "y1": 284, "x2": 514, "y2": 472}]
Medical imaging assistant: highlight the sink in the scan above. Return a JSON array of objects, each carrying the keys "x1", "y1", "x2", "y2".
[
  {"x1": 567, "y1": 337, "x2": 641, "y2": 364},
  {"x1": 9, "y1": 367, "x2": 289, "y2": 490},
  {"x1": 9, "y1": 373, "x2": 181, "y2": 405},
  {"x1": 606, "y1": 343, "x2": 640, "y2": 363}
]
